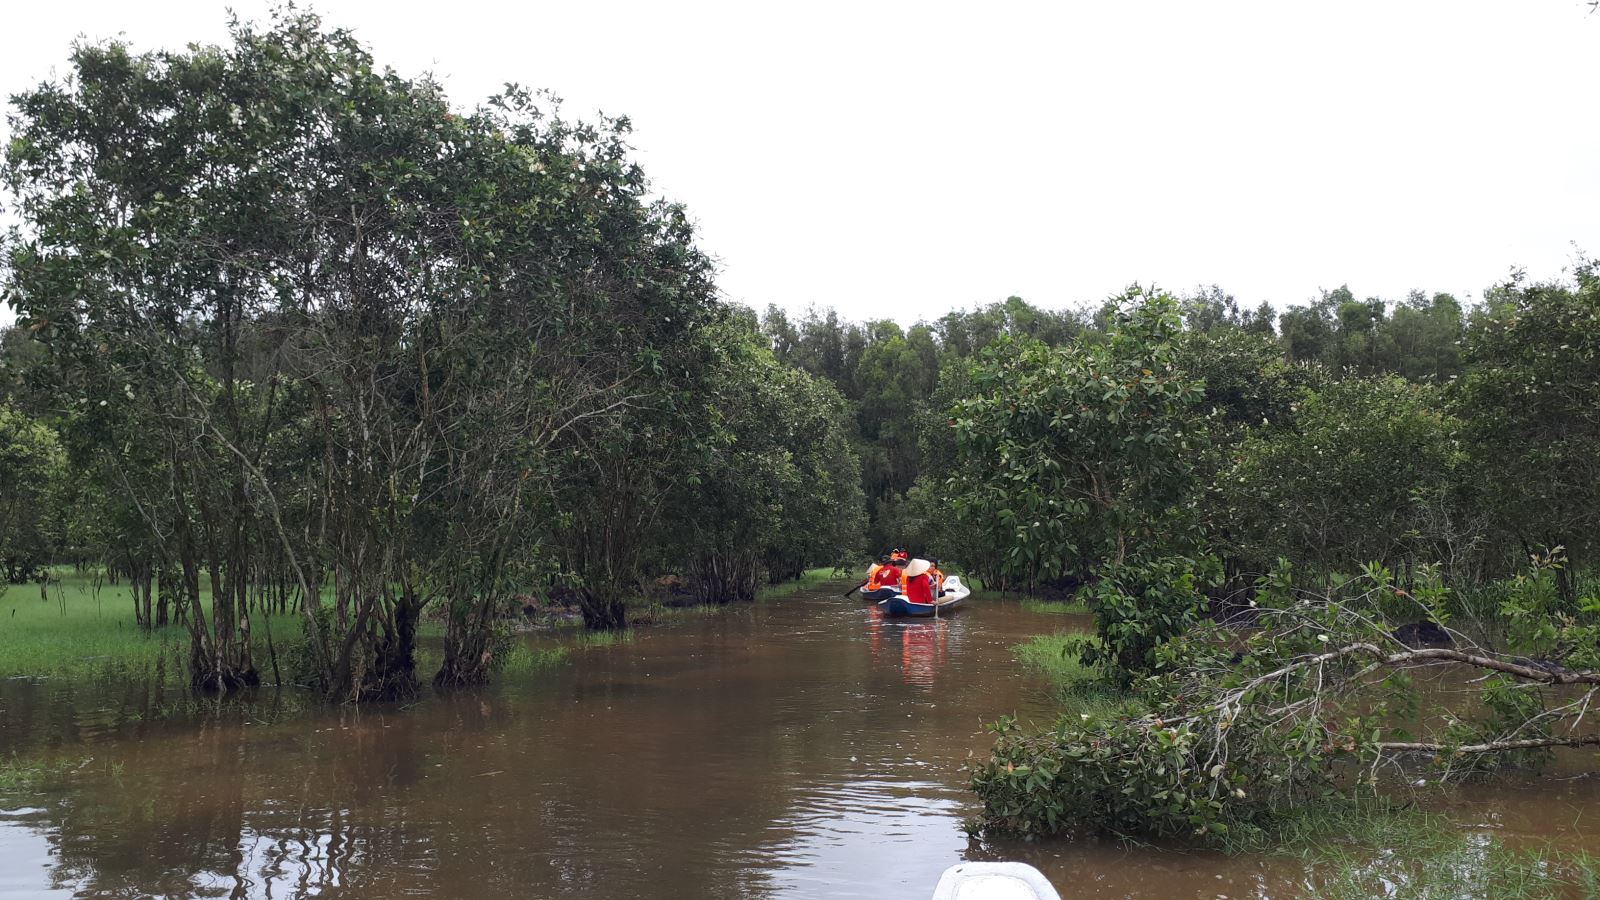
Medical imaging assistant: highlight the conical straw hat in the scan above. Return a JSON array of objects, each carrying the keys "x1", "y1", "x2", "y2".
[{"x1": 905, "y1": 558, "x2": 931, "y2": 577}]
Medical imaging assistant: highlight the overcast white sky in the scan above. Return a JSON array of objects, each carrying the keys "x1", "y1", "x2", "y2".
[{"x1": 3, "y1": 0, "x2": 1597, "y2": 328}]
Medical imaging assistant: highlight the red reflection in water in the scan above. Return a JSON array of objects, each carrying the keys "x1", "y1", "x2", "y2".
[
  {"x1": 867, "y1": 607, "x2": 951, "y2": 689},
  {"x1": 900, "y1": 621, "x2": 949, "y2": 688}
]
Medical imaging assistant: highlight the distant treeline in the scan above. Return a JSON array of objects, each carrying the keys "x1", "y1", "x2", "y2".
[{"x1": 754, "y1": 278, "x2": 1496, "y2": 566}]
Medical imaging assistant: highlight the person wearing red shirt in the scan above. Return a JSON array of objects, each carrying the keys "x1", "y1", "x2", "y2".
[{"x1": 902, "y1": 558, "x2": 935, "y2": 605}]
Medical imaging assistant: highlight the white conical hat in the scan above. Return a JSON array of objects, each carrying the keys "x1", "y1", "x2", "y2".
[{"x1": 905, "y1": 558, "x2": 931, "y2": 577}]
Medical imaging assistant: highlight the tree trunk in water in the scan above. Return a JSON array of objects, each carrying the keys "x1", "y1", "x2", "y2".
[
  {"x1": 361, "y1": 596, "x2": 419, "y2": 700},
  {"x1": 436, "y1": 590, "x2": 498, "y2": 688},
  {"x1": 580, "y1": 589, "x2": 628, "y2": 630}
]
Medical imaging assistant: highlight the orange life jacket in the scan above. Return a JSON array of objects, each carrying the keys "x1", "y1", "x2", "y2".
[
  {"x1": 929, "y1": 566, "x2": 944, "y2": 595},
  {"x1": 864, "y1": 560, "x2": 889, "y2": 589}
]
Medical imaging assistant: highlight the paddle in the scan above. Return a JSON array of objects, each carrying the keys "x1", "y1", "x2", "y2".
[{"x1": 843, "y1": 580, "x2": 867, "y2": 598}]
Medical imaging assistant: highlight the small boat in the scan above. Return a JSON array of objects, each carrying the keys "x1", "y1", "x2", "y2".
[
  {"x1": 879, "y1": 576, "x2": 969, "y2": 617},
  {"x1": 861, "y1": 586, "x2": 901, "y2": 602}
]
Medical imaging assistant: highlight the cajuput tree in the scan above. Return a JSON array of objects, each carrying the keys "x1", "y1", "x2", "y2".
[
  {"x1": 660, "y1": 318, "x2": 864, "y2": 603},
  {"x1": 3, "y1": 10, "x2": 721, "y2": 695}
]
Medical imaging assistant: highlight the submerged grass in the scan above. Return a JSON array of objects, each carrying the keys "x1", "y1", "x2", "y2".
[
  {"x1": 498, "y1": 644, "x2": 571, "y2": 675},
  {"x1": 0, "y1": 753, "x2": 104, "y2": 795},
  {"x1": 570, "y1": 629, "x2": 634, "y2": 650},
  {"x1": 1020, "y1": 597, "x2": 1089, "y2": 616},
  {"x1": 1013, "y1": 632, "x2": 1130, "y2": 718},
  {"x1": 1247, "y1": 801, "x2": 1600, "y2": 898}
]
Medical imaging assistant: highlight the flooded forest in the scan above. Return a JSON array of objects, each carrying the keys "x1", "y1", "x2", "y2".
[{"x1": 2, "y1": 9, "x2": 1599, "y2": 899}]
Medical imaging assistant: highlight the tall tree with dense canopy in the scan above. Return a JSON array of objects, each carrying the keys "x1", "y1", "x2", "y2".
[
  {"x1": 950, "y1": 288, "x2": 1203, "y2": 585},
  {"x1": 1455, "y1": 265, "x2": 1600, "y2": 586},
  {"x1": 3, "y1": 10, "x2": 721, "y2": 694}
]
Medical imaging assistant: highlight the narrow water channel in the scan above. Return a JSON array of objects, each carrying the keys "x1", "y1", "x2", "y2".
[{"x1": 2, "y1": 577, "x2": 1596, "y2": 898}]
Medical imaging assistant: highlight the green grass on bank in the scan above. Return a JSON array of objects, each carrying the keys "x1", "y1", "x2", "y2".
[
  {"x1": 757, "y1": 567, "x2": 841, "y2": 600},
  {"x1": 1, "y1": 566, "x2": 840, "y2": 681},
  {"x1": 0, "y1": 571, "x2": 309, "y2": 681}
]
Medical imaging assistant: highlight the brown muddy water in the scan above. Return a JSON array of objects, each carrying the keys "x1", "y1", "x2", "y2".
[{"x1": 1, "y1": 577, "x2": 1597, "y2": 898}]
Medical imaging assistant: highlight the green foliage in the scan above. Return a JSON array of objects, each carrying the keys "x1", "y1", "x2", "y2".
[
  {"x1": 1277, "y1": 285, "x2": 1464, "y2": 380},
  {"x1": 972, "y1": 557, "x2": 1600, "y2": 844},
  {"x1": 3, "y1": 8, "x2": 726, "y2": 689},
  {"x1": 760, "y1": 295, "x2": 1083, "y2": 553},
  {"x1": 1178, "y1": 327, "x2": 1319, "y2": 435},
  {"x1": 1078, "y1": 553, "x2": 1219, "y2": 678},
  {"x1": 971, "y1": 707, "x2": 1284, "y2": 842},
  {"x1": 0, "y1": 404, "x2": 66, "y2": 583},
  {"x1": 1496, "y1": 550, "x2": 1600, "y2": 672},
  {"x1": 951, "y1": 288, "x2": 1203, "y2": 584},
  {"x1": 1455, "y1": 263, "x2": 1600, "y2": 572},
  {"x1": 661, "y1": 319, "x2": 865, "y2": 603},
  {"x1": 1220, "y1": 376, "x2": 1468, "y2": 573}
]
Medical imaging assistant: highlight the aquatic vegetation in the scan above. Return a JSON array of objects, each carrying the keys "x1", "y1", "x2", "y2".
[
  {"x1": 1019, "y1": 598, "x2": 1088, "y2": 616},
  {"x1": 496, "y1": 644, "x2": 571, "y2": 676}
]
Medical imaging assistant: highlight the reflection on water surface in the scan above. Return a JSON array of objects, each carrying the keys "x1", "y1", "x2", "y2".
[{"x1": 1, "y1": 580, "x2": 1596, "y2": 898}]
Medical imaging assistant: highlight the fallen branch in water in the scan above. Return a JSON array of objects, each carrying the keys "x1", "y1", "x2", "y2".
[{"x1": 1377, "y1": 735, "x2": 1600, "y2": 754}]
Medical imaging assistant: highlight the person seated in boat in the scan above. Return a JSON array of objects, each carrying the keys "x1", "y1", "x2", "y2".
[
  {"x1": 864, "y1": 554, "x2": 890, "y2": 587},
  {"x1": 890, "y1": 548, "x2": 910, "y2": 564},
  {"x1": 862, "y1": 556, "x2": 903, "y2": 599},
  {"x1": 927, "y1": 558, "x2": 945, "y2": 596},
  {"x1": 902, "y1": 558, "x2": 936, "y2": 605}
]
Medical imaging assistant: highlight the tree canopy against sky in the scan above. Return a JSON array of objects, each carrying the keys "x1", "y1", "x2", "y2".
[{"x1": 1, "y1": 1, "x2": 1596, "y2": 329}]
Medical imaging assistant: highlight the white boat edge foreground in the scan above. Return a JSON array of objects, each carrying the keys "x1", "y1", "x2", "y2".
[{"x1": 930, "y1": 862, "x2": 1063, "y2": 899}]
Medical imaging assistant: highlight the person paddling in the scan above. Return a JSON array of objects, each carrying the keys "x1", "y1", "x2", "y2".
[{"x1": 927, "y1": 558, "x2": 945, "y2": 597}]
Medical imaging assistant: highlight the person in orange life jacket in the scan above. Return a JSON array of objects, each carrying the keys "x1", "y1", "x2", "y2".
[
  {"x1": 863, "y1": 556, "x2": 906, "y2": 600},
  {"x1": 927, "y1": 558, "x2": 945, "y2": 596},
  {"x1": 890, "y1": 548, "x2": 909, "y2": 563},
  {"x1": 902, "y1": 558, "x2": 935, "y2": 605},
  {"x1": 889, "y1": 556, "x2": 908, "y2": 589}
]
